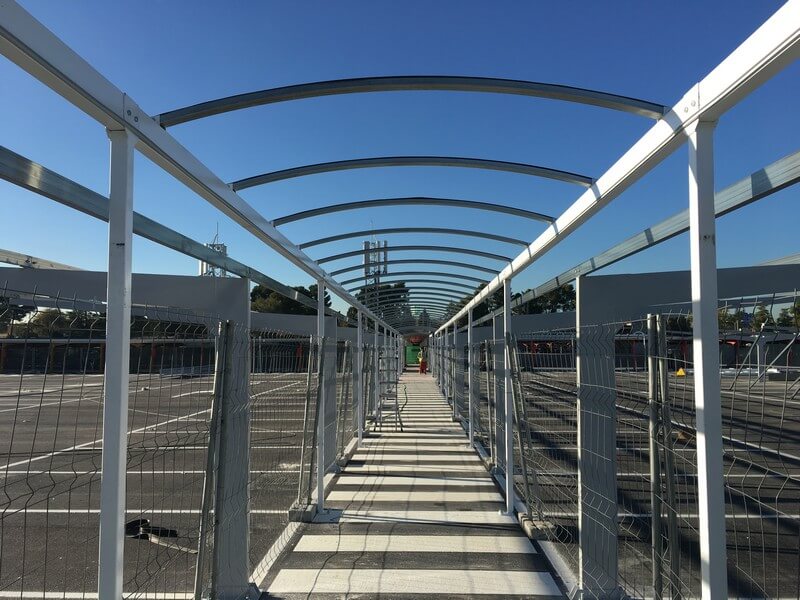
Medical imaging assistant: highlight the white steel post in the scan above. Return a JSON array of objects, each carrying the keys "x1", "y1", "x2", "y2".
[
  {"x1": 98, "y1": 128, "x2": 135, "y2": 600},
  {"x1": 467, "y1": 308, "x2": 474, "y2": 447},
  {"x1": 503, "y1": 279, "x2": 514, "y2": 515},
  {"x1": 688, "y1": 120, "x2": 728, "y2": 600},
  {"x1": 356, "y1": 310, "x2": 363, "y2": 445},
  {"x1": 316, "y1": 279, "x2": 326, "y2": 513}
]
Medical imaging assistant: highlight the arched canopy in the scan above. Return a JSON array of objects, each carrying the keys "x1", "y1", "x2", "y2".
[
  {"x1": 300, "y1": 227, "x2": 527, "y2": 249},
  {"x1": 348, "y1": 278, "x2": 475, "y2": 293},
  {"x1": 231, "y1": 156, "x2": 594, "y2": 191},
  {"x1": 360, "y1": 291, "x2": 465, "y2": 303},
  {"x1": 274, "y1": 197, "x2": 554, "y2": 226},
  {"x1": 317, "y1": 245, "x2": 511, "y2": 264},
  {"x1": 339, "y1": 271, "x2": 488, "y2": 286},
  {"x1": 330, "y1": 258, "x2": 500, "y2": 277},
  {"x1": 157, "y1": 75, "x2": 667, "y2": 127}
]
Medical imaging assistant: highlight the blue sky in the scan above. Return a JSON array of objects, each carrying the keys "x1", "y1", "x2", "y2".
[{"x1": 1, "y1": 1, "x2": 798, "y2": 315}]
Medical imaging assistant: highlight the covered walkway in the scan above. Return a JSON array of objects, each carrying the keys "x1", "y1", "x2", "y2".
[{"x1": 264, "y1": 372, "x2": 565, "y2": 598}]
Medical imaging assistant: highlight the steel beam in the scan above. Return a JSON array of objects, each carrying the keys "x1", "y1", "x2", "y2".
[
  {"x1": 231, "y1": 156, "x2": 593, "y2": 191},
  {"x1": 319, "y1": 245, "x2": 511, "y2": 264},
  {"x1": 0, "y1": 146, "x2": 358, "y2": 322},
  {"x1": 273, "y1": 197, "x2": 554, "y2": 226},
  {"x1": 156, "y1": 75, "x2": 667, "y2": 127},
  {"x1": 472, "y1": 146, "x2": 800, "y2": 327},
  {"x1": 0, "y1": 247, "x2": 79, "y2": 270},
  {"x1": 300, "y1": 227, "x2": 528, "y2": 249},
  {"x1": 437, "y1": 1, "x2": 800, "y2": 334}
]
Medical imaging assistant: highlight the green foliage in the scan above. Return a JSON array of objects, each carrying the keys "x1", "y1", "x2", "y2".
[
  {"x1": 515, "y1": 284, "x2": 576, "y2": 315},
  {"x1": 251, "y1": 283, "x2": 331, "y2": 315}
]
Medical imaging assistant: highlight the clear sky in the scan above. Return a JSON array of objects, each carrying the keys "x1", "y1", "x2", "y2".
[{"x1": 1, "y1": 1, "x2": 798, "y2": 315}]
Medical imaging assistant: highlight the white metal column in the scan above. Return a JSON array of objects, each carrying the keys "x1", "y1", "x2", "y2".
[
  {"x1": 688, "y1": 120, "x2": 728, "y2": 599},
  {"x1": 356, "y1": 310, "x2": 363, "y2": 445},
  {"x1": 316, "y1": 279, "x2": 326, "y2": 514},
  {"x1": 467, "y1": 308, "x2": 474, "y2": 447},
  {"x1": 503, "y1": 279, "x2": 514, "y2": 514},
  {"x1": 97, "y1": 128, "x2": 135, "y2": 600}
]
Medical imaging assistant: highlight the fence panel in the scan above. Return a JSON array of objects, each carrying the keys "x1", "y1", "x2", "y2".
[{"x1": 247, "y1": 332, "x2": 320, "y2": 586}]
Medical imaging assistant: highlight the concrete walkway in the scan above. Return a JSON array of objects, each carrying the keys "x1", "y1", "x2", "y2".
[{"x1": 264, "y1": 372, "x2": 565, "y2": 599}]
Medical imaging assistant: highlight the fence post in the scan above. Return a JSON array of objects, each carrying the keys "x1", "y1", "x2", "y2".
[
  {"x1": 451, "y1": 324, "x2": 458, "y2": 420},
  {"x1": 492, "y1": 316, "x2": 505, "y2": 471},
  {"x1": 503, "y1": 279, "x2": 514, "y2": 514},
  {"x1": 98, "y1": 127, "x2": 135, "y2": 600},
  {"x1": 356, "y1": 311, "x2": 363, "y2": 445},
  {"x1": 658, "y1": 314, "x2": 681, "y2": 595},
  {"x1": 576, "y1": 275, "x2": 619, "y2": 598},
  {"x1": 316, "y1": 280, "x2": 326, "y2": 514},
  {"x1": 687, "y1": 120, "x2": 727, "y2": 600},
  {"x1": 195, "y1": 320, "x2": 227, "y2": 600},
  {"x1": 467, "y1": 308, "x2": 474, "y2": 447},
  {"x1": 374, "y1": 323, "x2": 380, "y2": 422},
  {"x1": 647, "y1": 314, "x2": 664, "y2": 598}
]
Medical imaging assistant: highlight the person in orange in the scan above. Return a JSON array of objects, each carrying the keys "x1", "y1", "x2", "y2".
[{"x1": 418, "y1": 348, "x2": 427, "y2": 374}]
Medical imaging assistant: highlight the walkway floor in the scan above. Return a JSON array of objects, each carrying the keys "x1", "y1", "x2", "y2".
[{"x1": 264, "y1": 371, "x2": 565, "y2": 599}]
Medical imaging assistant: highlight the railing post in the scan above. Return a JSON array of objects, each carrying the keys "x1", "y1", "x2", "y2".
[
  {"x1": 356, "y1": 310, "x2": 363, "y2": 445},
  {"x1": 467, "y1": 308, "x2": 474, "y2": 447},
  {"x1": 98, "y1": 127, "x2": 135, "y2": 600},
  {"x1": 687, "y1": 120, "x2": 727, "y2": 600},
  {"x1": 503, "y1": 279, "x2": 514, "y2": 515}
]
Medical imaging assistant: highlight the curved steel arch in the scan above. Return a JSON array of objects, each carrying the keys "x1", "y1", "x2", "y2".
[
  {"x1": 361, "y1": 291, "x2": 465, "y2": 304},
  {"x1": 348, "y1": 279, "x2": 476, "y2": 293},
  {"x1": 364, "y1": 296, "x2": 462, "y2": 308},
  {"x1": 300, "y1": 227, "x2": 527, "y2": 249},
  {"x1": 330, "y1": 258, "x2": 500, "y2": 277},
  {"x1": 318, "y1": 245, "x2": 510, "y2": 265},
  {"x1": 157, "y1": 75, "x2": 667, "y2": 127},
  {"x1": 231, "y1": 156, "x2": 593, "y2": 191},
  {"x1": 339, "y1": 270, "x2": 488, "y2": 286},
  {"x1": 274, "y1": 197, "x2": 554, "y2": 226}
]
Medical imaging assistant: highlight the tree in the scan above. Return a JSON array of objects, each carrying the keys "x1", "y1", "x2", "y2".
[
  {"x1": 515, "y1": 284, "x2": 576, "y2": 314},
  {"x1": 777, "y1": 300, "x2": 800, "y2": 328},
  {"x1": 347, "y1": 282, "x2": 411, "y2": 323},
  {"x1": 251, "y1": 284, "x2": 330, "y2": 315},
  {"x1": 0, "y1": 296, "x2": 30, "y2": 335}
]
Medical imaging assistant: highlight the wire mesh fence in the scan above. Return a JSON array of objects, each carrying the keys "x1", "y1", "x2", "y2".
[
  {"x1": 0, "y1": 285, "x2": 218, "y2": 599},
  {"x1": 335, "y1": 341, "x2": 354, "y2": 461},
  {"x1": 247, "y1": 331, "x2": 318, "y2": 586},
  {"x1": 503, "y1": 290, "x2": 800, "y2": 599}
]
